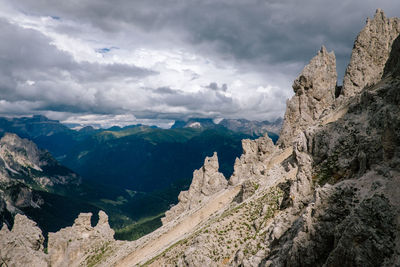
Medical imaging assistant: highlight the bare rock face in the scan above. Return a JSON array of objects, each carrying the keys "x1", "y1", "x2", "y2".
[
  {"x1": 48, "y1": 211, "x2": 114, "y2": 267},
  {"x1": 341, "y1": 9, "x2": 400, "y2": 97},
  {"x1": 278, "y1": 46, "x2": 337, "y2": 148},
  {"x1": 0, "y1": 132, "x2": 81, "y2": 186},
  {"x1": 0, "y1": 211, "x2": 115, "y2": 267},
  {"x1": 229, "y1": 135, "x2": 276, "y2": 185},
  {"x1": 162, "y1": 152, "x2": 227, "y2": 225},
  {"x1": 0, "y1": 133, "x2": 42, "y2": 173},
  {"x1": 0, "y1": 214, "x2": 48, "y2": 267},
  {"x1": 0, "y1": 133, "x2": 82, "y2": 230},
  {"x1": 384, "y1": 33, "x2": 400, "y2": 78}
]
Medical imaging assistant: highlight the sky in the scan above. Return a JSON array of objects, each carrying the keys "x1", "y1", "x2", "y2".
[{"x1": 0, "y1": 0, "x2": 398, "y2": 128}]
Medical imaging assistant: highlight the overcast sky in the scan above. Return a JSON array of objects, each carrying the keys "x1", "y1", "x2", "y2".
[{"x1": 0, "y1": 0, "x2": 398, "y2": 128}]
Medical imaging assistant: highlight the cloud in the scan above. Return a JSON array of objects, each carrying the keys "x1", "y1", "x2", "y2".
[
  {"x1": 0, "y1": 18, "x2": 155, "y2": 115},
  {"x1": 8, "y1": 0, "x2": 400, "y2": 77},
  {"x1": 0, "y1": 0, "x2": 398, "y2": 127},
  {"x1": 206, "y1": 82, "x2": 227, "y2": 92}
]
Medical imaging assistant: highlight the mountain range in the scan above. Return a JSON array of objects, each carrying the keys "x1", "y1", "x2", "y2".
[
  {"x1": 0, "y1": 115, "x2": 279, "y2": 241},
  {"x1": 2, "y1": 9, "x2": 399, "y2": 267},
  {"x1": 171, "y1": 117, "x2": 281, "y2": 141}
]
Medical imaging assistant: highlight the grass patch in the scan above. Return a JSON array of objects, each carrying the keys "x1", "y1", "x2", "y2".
[{"x1": 115, "y1": 213, "x2": 164, "y2": 241}]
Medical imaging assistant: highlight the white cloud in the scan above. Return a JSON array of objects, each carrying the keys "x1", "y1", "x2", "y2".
[
  {"x1": 2, "y1": 0, "x2": 395, "y2": 127},
  {"x1": 0, "y1": 5, "x2": 290, "y2": 125}
]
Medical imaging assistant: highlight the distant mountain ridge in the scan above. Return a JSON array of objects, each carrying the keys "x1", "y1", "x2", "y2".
[
  {"x1": 0, "y1": 115, "x2": 257, "y2": 240},
  {"x1": 171, "y1": 117, "x2": 282, "y2": 142},
  {"x1": 219, "y1": 118, "x2": 282, "y2": 136},
  {"x1": 171, "y1": 118, "x2": 217, "y2": 129},
  {"x1": 0, "y1": 115, "x2": 71, "y2": 139}
]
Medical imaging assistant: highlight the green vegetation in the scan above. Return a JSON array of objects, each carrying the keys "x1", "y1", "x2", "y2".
[
  {"x1": 86, "y1": 242, "x2": 111, "y2": 267},
  {"x1": 1, "y1": 116, "x2": 264, "y2": 243},
  {"x1": 62, "y1": 127, "x2": 249, "y2": 191},
  {"x1": 114, "y1": 213, "x2": 164, "y2": 241}
]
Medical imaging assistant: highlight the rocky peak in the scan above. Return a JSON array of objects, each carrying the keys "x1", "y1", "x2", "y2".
[
  {"x1": 0, "y1": 214, "x2": 47, "y2": 267},
  {"x1": 0, "y1": 211, "x2": 115, "y2": 267},
  {"x1": 341, "y1": 9, "x2": 400, "y2": 97},
  {"x1": 162, "y1": 152, "x2": 227, "y2": 224},
  {"x1": 277, "y1": 46, "x2": 337, "y2": 148},
  {"x1": 229, "y1": 134, "x2": 276, "y2": 185},
  {"x1": 48, "y1": 211, "x2": 114, "y2": 267}
]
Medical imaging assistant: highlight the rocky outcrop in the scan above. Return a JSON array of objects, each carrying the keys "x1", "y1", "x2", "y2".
[
  {"x1": 229, "y1": 135, "x2": 276, "y2": 185},
  {"x1": 277, "y1": 46, "x2": 337, "y2": 148},
  {"x1": 0, "y1": 214, "x2": 48, "y2": 267},
  {"x1": 341, "y1": 9, "x2": 400, "y2": 97},
  {"x1": 0, "y1": 211, "x2": 115, "y2": 267},
  {"x1": 129, "y1": 10, "x2": 400, "y2": 267},
  {"x1": 162, "y1": 152, "x2": 227, "y2": 224},
  {"x1": 48, "y1": 211, "x2": 114, "y2": 267}
]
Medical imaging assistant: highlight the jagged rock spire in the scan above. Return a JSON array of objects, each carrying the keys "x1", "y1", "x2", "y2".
[
  {"x1": 277, "y1": 46, "x2": 337, "y2": 148},
  {"x1": 229, "y1": 134, "x2": 276, "y2": 185},
  {"x1": 48, "y1": 211, "x2": 114, "y2": 266},
  {"x1": 0, "y1": 214, "x2": 47, "y2": 267},
  {"x1": 162, "y1": 152, "x2": 227, "y2": 224},
  {"x1": 341, "y1": 9, "x2": 400, "y2": 96}
]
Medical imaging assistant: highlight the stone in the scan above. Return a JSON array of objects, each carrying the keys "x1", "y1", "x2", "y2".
[
  {"x1": 229, "y1": 134, "x2": 276, "y2": 185},
  {"x1": 136, "y1": 10, "x2": 400, "y2": 267},
  {"x1": 48, "y1": 211, "x2": 114, "y2": 267},
  {"x1": 162, "y1": 152, "x2": 227, "y2": 224},
  {"x1": 278, "y1": 46, "x2": 337, "y2": 148},
  {"x1": 0, "y1": 214, "x2": 48, "y2": 267},
  {"x1": 341, "y1": 9, "x2": 400, "y2": 97}
]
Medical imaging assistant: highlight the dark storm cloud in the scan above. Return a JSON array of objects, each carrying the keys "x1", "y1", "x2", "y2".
[
  {"x1": 153, "y1": 87, "x2": 177, "y2": 95},
  {"x1": 0, "y1": 18, "x2": 155, "y2": 115},
  {"x1": 206, "y1": 83, "x2": 227, "y2": 92},
  {"x1": 2, "y1": 0, "x2": 399, "y2": 126},
  {"x1": 10, "y1": 0, "x2": 400, "y2": 80}
]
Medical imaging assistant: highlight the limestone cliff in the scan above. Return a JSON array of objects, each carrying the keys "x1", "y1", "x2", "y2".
[
  {"x1": 162, "y1": 152, "x2": 227, "y2": 225},
  {"x1": 341, "y1": 9, "x2": 400, "y2": 97},
  {"x1": 277, "y1": 46, "x2": 337, "y2": 148},
  {"x1": 229, "y1": 135, "x2": 276, "y2": 186}
]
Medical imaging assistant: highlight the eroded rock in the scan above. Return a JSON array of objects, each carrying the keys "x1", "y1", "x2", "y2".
[
  {"x1": 278, "y1": 46, "x2": 337, "y2": 148},
  {"x1": 0, "y1": 214, "x2": 48, "y2": 267},
  {"x1": 162, "y1": 152, "x2": 227, "y2": 225},
  {"x1": 342, "y1": 9, "x2": 400, "y2": 97},
  {"x1": 229, "y1": 135, "x2": 276, "y2": 185},
  {"x1": 48, "y1": 211, "x2": 114, "y2": 267}
]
